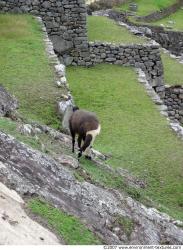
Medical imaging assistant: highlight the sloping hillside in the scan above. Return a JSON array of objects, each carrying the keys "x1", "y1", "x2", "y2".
[{"x1": 0, "y1": 13, "x2": 183, "y2": 245}]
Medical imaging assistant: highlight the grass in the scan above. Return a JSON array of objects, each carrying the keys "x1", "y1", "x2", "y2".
[
  {"x1": 87, "y1": 16, "x2": 148, "y2": 44},
  {"x1": 115, "y1": 216, "x2": 134, "y2": 239},
  {"x1": 67, "y1": 64, "x2": 183, "y2": 220},
  {"x1": 78, "y1": 158, "x2": 154, "y2": 207},
  {"x1": 116, "y1": 0, "x2": 177, "y2": 16},
  {"x1": 152, "y1": 8, "x2": 183, "y2": 31},
  {"x1": 28, "y1": 199, "x2": 102, "y2": 245},
  {"x1": 0, "y1": 14, "x2": 65, "y2": 129},
  {"x1": 161, "y1": 52, "x2": 183, "y2": 85}
]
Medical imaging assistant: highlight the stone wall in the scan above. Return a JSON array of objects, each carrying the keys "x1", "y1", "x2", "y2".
[
  {"x1": 149, "y1": 29, "x2": 183, "y2": 56},
  {"x1": 88, "y1": 42, "x2": 165, "y2": 96},
  {"x1": 108, "y1": 10, "x2": 183, "y2": 56},
  {"x1": 164, "y1": 85, "x2": 183, "y2": 123},
  {"x1": 0, "y1": 0, "x2": 89, "y2": 64},
  {"x1": 136, "y1": 0, "x2": 183, "y2": 22}
]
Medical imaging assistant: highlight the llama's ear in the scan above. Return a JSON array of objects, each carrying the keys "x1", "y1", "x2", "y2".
[{"x1": 73, "y1": 106, "x2": 79, "y2": 112}]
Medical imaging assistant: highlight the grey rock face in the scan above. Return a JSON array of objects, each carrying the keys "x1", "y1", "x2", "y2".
[
  {"x1": 0, "y1": 85, "x2": 18, "y2": 117},
  {"x1": 60, "y1": 104, "x2": 74, "y2": 134},
  {"x1": 0, "y1": 131, "x2": 182, "y2": 245},
  {"x1": 56, "y1": 155, "x2": 79, "y2": 169}
]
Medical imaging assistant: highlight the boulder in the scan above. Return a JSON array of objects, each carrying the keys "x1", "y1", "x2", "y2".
[{"x1": 0, "y1": 85, "x2": 18, "y2": 117}]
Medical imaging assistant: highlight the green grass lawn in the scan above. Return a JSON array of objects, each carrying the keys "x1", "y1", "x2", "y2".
[
  {"x1": 67, "y1": 64, "x2": 183, "y2": 220},
  {"x1": 87, "y1": 16, "x2": 148, "y2": 44},
  {"x1": 116, "y1": 0, "x2": 177, "y2": 16},
  {"x1": 161, "y1": 52, "x2": 183, "y2": 85},
  {"x1": 0, "y1": 14, "x2": 65, "y2": 128}
]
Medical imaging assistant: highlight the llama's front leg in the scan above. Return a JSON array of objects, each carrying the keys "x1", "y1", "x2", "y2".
[
  {"x1": 79, "y1": 134, "x2": 92, "y2": 160},
  {"x1": 78, "y1": 135, "x2": 82, "y2": 149},
  {"x1": 84, "y1": 146, "x2": 92, "y2": 160}
]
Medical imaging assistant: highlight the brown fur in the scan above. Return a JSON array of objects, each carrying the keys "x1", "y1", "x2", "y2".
[
  {"x1": 69, "y1": 110, "x2": 99, "y2": 135},
  {"x1": 69, "y1": 109, "x2": 100, "y2": 159}
]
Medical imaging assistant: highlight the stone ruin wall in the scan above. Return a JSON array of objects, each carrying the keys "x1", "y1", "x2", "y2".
[
  {"x1": 88, "y1": 42, "x2": 165, "y2": 97},
  {"x1": 164, "y1": 85, "x2": 183, "y2": 123},
  {"x1": 149, "y1": 29, "x2": 183, "y2": 56}
]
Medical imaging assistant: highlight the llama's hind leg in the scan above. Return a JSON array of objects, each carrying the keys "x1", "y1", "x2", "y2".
[{"x1": 70, "y1": 131, "x2": 76, "y2": 153}]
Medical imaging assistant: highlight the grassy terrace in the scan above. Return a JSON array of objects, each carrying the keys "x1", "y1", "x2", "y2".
[
  {"x1": 152, "y1": 8, "x2": 183, "y2": 31},
  {"x1": 161, "y1": 52, "x2": 183, "y2": 85},
  {"x1": 0, "y1": 14, "x2": 65, "y2": 128},
  {"x1": 67, "y1": 16, "x2": 183, "y2": 219},
  {"x1": 68, "y1": 64, "x2": 183, "y2": 220},
  {"x1": 87, "y1": 16, "x2": 148, "y2": 44},
  {"x1": 132, "y1": 7, "x2": 183, "y2": 32},
  {"x1": 116, "y1": 0, "x2": 177, "y2": 16}
]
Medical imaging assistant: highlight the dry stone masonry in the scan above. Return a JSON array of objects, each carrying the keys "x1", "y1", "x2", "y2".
[
  {"x1": 88, "y1": 42, "x2": 164, "y2": 96},
  {"x1": 164, "y1": 85, "x2": 183, "y2": 123},
  {"x1": 149, "y1": 28, "x2": 183, "y2": 56}
]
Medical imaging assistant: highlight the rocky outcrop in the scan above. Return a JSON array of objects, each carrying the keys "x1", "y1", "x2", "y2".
[
  {"x1": 0, "y1": 180, "x2": 60, "y2": 245},
  {"x1": 0, "y1": 131, "x2": 182, "y2": 245},
  {"x1": 0, "y1": 85, "x2": 18, "y2": 117}
]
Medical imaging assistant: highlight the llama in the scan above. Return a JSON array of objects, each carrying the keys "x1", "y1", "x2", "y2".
[{"x1": 69, "y1": 106, "x2": 101, "y2": 160}]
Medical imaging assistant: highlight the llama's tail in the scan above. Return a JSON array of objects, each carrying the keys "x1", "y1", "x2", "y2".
[{"x1": 73, "y1": 106, "x2": 79, "y2": 112}]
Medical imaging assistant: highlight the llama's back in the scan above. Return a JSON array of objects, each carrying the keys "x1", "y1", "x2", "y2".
[{"x1": 70, "y1": 109, "x2": 99, "y2": 134}]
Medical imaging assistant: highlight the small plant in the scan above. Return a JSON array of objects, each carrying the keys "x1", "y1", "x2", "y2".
[{"x1": 115, "y1": 215, "x2": 134, "y2": 239}]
